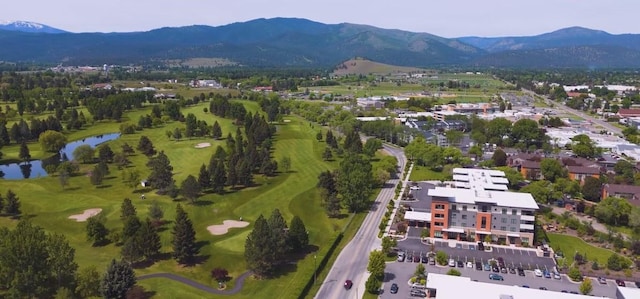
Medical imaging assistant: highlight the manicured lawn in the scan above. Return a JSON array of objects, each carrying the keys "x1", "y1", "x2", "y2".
[
  {"x1": 409, "y1": 165, "x2": 448, "y2": 181},
  {"x1": 547, "y1": 233, "x2": 620, "y2": 266},
  {"x1": 0, "y1": 100, "x2": 354, "y2": 298}
]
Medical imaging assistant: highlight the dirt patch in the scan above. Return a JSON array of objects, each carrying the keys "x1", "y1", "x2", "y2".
[
  {"x1": 207, "y1": 220, "x2": 250, "y2": 235},
  {"x1": 195, "y1": 142, "x2": 211, "y2": 149},
  {"x1": 68, "y1": 208, "x2": 102, "y2": 222}
]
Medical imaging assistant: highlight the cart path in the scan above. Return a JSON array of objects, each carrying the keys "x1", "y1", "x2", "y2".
[{"x1": 138, "y1": 271, "x2": 252, "y2": 295}]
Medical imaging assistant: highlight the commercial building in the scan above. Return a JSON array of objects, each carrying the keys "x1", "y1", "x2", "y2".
[
  {"x1": 425, "y1": 273, "x2": 606, "y2": 299},
  {"x1": 427, "y1": 168, "x2": 538, "y2": 246},
  {"x1": 616, "y1": 286, "x2": 640, "y2": 299}
]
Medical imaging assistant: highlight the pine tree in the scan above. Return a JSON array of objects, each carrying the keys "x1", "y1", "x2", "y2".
[
  {"x1": 180, "y1": 175, "x2": 201, "y2": 203},
  {"x1": 136, "y1": 135, "x2": 156, "y2": 156},
  {"x1": 89, "y1": 165, "x2": 104, "y2": 186},
  {"x1": 148, "y1": 200, "x2": 164, "y2": 222},
  {"x1": 120, "y1": 198, "x2": 137, "y2": 220},
  {"x1": 288, "y1": 216, "x2": 309, "y2": 253},
  {"x1": 322, "y1": 147, "x2": 333, "y2": 161},
  {"x1": 171, "y1": 204, "x2": 198, "y2": 264},
  {"x1": 99, "y1": 259, "x2": 136, "y2": 299},
  {"x1": 198, "y1": 164, "x2": 211, "y2": 190},
  {"x1": 0, "y1": 122, "x2": 10, "y2": 145},
  {"x1": 86, "y1": 215, "x2": 109, "y2": 246},
  {"x1": 0, "y1": 192, "x2": 4, "y2": 212},
  {"x1": 147, "y1": 151, "x2": 174, "y2": 193},
  {"x1": 236, "y1": 158, "x2": 253, "y2": 187},
  {"x1": 121, "y1": 143, "x2": 135, "y2": 156},
  {"x1": 244, "y1": 215, "x2": 274, "y2": 277},
  {"x1": 4, "y1": 189, "x2": 21, "y2": 216},
  {"x1": 212, "y1": 121, "x2": 222, "y2": 139},
  {"x1": 343, "y1": 129, "x2": 363, "y2": 154},
  {"x1": 19, "y1": 140, "x2": 31, "y2": 162},
  {"x1": 212, "y1": 159, "x2": 227, "y2": 194},
  {"x1": 326, "y1": 130, "x2": 337, "y2": 148},
  {"x1": 121, "y1": 236, "x2": 143, "y2": 264},
  {"x1": 98, "y1": 144, "x2": 114, "y2": 163},
  {"x1": 122, "y1": 215, "x2": 141, "y2": 241},
  {"x1": 137, "y1": 218, "x2": 161, "y2": 261},
  {"x1": 268, "y1": 209, "x2": 289, "y2": 264},
  {"x1": 213, "y1": 145, "x2": 227, "y2": 161}
]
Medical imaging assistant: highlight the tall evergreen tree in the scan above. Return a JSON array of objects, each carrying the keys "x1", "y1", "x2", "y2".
[
  {"x1": 19, "y1": 140, "x2": 31, "y2": 162},
  {"x1": 122, "y1": 215, "x2": 141, "y2": 241},
  {"x1": 147, "y1": 151, "x2": 174, "y2": 193},
  {"x1": 198, "y1": 164, "x2": 211, "y2": 190},
  {"x1": 212, "y1": 159, "x2": 227, "y2": 194},
  {"x1": 244, "y1": 215, "x2": 274, "y2": 277},
  {"x1": 86, "y1": 214, "x2": 109, "y2": 246},
  {"x1": 268, "y1": 209, "x2": 289, "y2": 265},
  {"x1": 236, "y1": 158, "x2": 253, "y2": 187},
  {"x1": 326, "y1": 130, "x2": 337, "y2": 148},
  {"x1": 98, "y1": 144, "x2": 114, "y2": 163},
  {"x1": 171, "y1": 204, "x2": 198, "y2": 264},
  {"x1": 137, "y1": 218, "x2": 162, "y2": 261},
  {"x1": 120, "y1": 198, "x2": 137, "y2": 220},
  {"x1": 148, "y1": 200, "x2": 164, "y2": 222},
  {"x1": 121, "y1": 236, "x2": 143, "y2": 264},
  {"x1": 288, "y1": 216, "x2": 309, "y2": 253},
  {"x1": 136, "y1": 135, "x2": 156, "y2": 157},
  {"x1": 4, "y1": 189, "x2": 21, "y2": 216},
  {"x1": 99, "y1": 259, "x2": 136, "y2": 299},
  {"x1": 343, "y1": 129, "x2": 363, "y2": 153},
  {"x1": 0, "y1": 122, "x2": 10, "y2": 145},
  {"x1": 180, "y1": 175, "x2": 201, "y2": 203},
  {"x1": 212, "y1": 121, "x2": 222, "y2": 139}
]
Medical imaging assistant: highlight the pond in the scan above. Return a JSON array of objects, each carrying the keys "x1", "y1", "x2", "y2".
[{"x1": 0, "y1": 133, "x2": 121, "y2": 180}]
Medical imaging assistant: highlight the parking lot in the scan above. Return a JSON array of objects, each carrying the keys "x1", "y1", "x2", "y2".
[{"x1": 379, "y1": 259, "x2": 627, "y2": 299}]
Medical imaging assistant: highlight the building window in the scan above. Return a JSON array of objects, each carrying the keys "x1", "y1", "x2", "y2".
[
  {"x1": 502, "y1": 208, "x2": 507, "y2": 214},
  {"x1": 463, "y1": 205, "x2": 467, "y2": 211},
  {"x1": 522, "y1": 237, "x2": 529, "y2": 244},
  {"x1": 462, "y1": 223, "x2": 467, "y2": 227},
  {"x1": 501, "y1": 218, "x2": 507, "y2": 223},
  {"x1": 511, "y1": 219, "x2": 517, "y2": 224},
  {"x1": 512, "y1": 209, "x2": 517, "y2": 215},
  {"x1": 434, "y1": 222, "x2": 444, "y2": 227},
  {"x1": 500, "y1": 226, "x2": 507, "y2": 231},
  {"x1": 509, "y1": 227, "x2": 517, "y2": 232},
  {"x1": 462, "y1": 215, "x2": 467, "y2": 220},
  {"x1": 451, "y1": 222, "x2": 457, "y2": 226},
  {"x1": 451, "y1": 204, "x2": 457, "y2": 211},
  {"x1": 481, "y1": 205, "x2": 488, "y2": 213},
  {"x1": 452, "y1": 213, "x2": 457, "y2": 218},
  {"x1": 435, "y1": 213, "x2": 445, "y2": 219},
  {"x1": 481, "y1": 217, "x2": 487, "y2": 229},
  {"x1": 435, "y1": 204, "x2": 445, "y2": 210},
  {"x1": 434, "y1": 231, "x2": 443, "y2": 238}
]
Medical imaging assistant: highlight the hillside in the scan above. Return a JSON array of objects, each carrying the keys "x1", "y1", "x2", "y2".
[
  {"x1": 1, "y1": 18, "x2": 640, "y2": 68},
  {"x1": 332, "y1": 58, "x2": 429, "y2": 75}
]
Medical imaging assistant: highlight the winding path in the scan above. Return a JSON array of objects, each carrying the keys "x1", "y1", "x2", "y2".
[{"x1": 138, "y1": 271, "x2": 252, "y2": 295}]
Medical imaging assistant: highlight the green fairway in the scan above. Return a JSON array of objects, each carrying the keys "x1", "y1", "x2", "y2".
[
  {"x1": 0, "y1": 100, "x2": 353, "y2": 298},
  {"x1": 547, "y1": 233, "x2": 621, "y2": 266}
]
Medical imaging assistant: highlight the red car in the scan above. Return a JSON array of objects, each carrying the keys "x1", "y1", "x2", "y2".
[
  {"x1": 344, "y1": 280, "x2": 353, "y2": 290},
  {"x1": 616, "y1": 279, "x2": 626, "y2": 287}
]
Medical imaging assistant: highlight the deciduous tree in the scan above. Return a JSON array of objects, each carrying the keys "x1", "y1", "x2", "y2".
[
  {"x1": 73, "y1": 144, "x2": 95, "y2": 164},
  {"x1": 367, "y1": 250, "x2": 386, "y2": 280},
  {"x1": 39, "y1": 130, "x2": 67, "y2": 153},
  {"x1": 337, "y1": 153, "x2": 373, "y2": 212}
]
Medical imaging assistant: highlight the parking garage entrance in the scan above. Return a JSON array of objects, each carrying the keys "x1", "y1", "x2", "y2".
[{"x1": 405, "y1": 211, "x2": 431, "y2": 228}]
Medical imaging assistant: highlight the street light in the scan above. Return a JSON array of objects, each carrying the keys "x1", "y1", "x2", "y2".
[{"x1": 314, "y1": 255, "x2": 317, "y2": 285}]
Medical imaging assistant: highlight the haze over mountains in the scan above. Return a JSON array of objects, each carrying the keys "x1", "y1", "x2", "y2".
[{"x1": 1, "y1": 17, "x2": 639, "y2": 68}]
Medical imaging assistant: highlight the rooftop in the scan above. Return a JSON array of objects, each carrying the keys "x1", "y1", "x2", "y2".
[
  {"x1": 452, "y1": 168, "x2": 509, "y2": 191},
  {"x1": 617, "y1": 285, "x2": 640, "y2": 299},
  {"x1": 425, "y1": 273, "x2": 601, "y2": 299},
  {"x1": 428, "y1": 187, "x2": 539, "y2": 210}
]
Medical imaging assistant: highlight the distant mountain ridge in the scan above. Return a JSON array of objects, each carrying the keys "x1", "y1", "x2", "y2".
[
  {"x1": 0, "y1": 20, "x2": 67, "y2": 34},
  {"x1": 0, "y1": 18, "x2": 639, "y2": 68}
]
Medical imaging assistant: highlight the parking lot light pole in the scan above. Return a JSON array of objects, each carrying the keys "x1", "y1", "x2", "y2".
[{"x1": 314, "y1": 255, "x2": 317, "y2": 285}]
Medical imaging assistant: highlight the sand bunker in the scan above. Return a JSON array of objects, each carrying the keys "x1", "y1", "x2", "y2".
[
  {"x1": 68, "y1": 208, "x2": 103, "y2": 222},
  {"x1": 195, "y1": 142, "x2": 211, "y2": 149},
  {"x1": 207, "y1": 220, "x2": 250, "y2": 235}
]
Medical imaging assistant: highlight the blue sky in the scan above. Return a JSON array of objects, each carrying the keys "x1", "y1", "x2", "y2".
[{"x1": 3, "y1": 0, "x2": 639, "y2": 37}]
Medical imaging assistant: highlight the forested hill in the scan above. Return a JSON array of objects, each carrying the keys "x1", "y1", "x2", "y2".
[{"x1": 1, "y1": 18, "x2": 640, "y2": 68}]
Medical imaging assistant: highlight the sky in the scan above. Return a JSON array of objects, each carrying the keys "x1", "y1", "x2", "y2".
[{"x1": 2, "y1": 0, "x2": 639, "y2": 37}]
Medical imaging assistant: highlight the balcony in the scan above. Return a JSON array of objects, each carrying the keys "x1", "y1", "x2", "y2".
[{"x1": 521, "y1": 215, "x2": 535, "y2": 222}]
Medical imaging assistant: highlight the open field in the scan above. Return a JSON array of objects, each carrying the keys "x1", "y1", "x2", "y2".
[
  {"x1": 547, "y1": 233, "x2": 620, "y2": 266},
  {"x1": 0, "y1": 99, "x2": 359, "y2": 298},
  {"x1": 409, "y1": 165, "x2": 448, "y2": 181},
  {"x1": 333, "y1": 58, "x2": 428, "y2": 76}
]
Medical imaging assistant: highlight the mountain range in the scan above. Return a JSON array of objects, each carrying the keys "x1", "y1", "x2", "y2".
[{"x1": 0, "y1": 18, "x2": 639, "y2": 68}]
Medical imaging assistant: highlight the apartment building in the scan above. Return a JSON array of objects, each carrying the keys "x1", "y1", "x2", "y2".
[{"x1": 427, "y1": 168, "x2": 538, "y2": 246}]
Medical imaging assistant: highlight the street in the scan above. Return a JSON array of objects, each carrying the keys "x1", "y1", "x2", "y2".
[{"x1": 315, "y1": 144, "x2": 407, "y2": 299}]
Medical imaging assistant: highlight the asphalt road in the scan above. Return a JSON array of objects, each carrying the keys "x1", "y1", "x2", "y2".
[{"x1": 315, "y1": 144, "x2": 407, "y2": 299}]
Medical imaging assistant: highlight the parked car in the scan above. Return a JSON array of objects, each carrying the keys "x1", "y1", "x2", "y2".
[
  {"x1": 539, "y1": 287, "x2": 548, "y2": 290},
  {"x1": 492, "y1": 265, "x2": 500, "y2": 272},
  {"x1": 534, "y1": 269, "x2": 543, "y2": 277},
  {"x1": 457, "y1": 260, "x2": 464, "y2": 268},
  {"x1": 344, "y1": 280, "x2": 353, "y2": 290},
  {"x1": 500, "y1": 267, "x2": 507, "y2": 274},
  {"x1": 543, "y1": 270, "x2": 551, "y2": 279},
  {"x1": 467, "y1": 261, "x2": 473, "y2": 268},
  {"x1": 410, "y1": 185, "x2": 422, "y2": 190},
  {"x1": 517, "y1": 267, "x2": 525, "y2": 276},
  {"x1": 597, "y1": 277, "x2": 607, "y2": 284},
  {"x1": 508, "y1": 267, "x2": 516, "y2": 274},
  {"x1": 429, "y1": 258, "x2": 435, "y2": 265},
  {"x1": 489, "y1": 274, "x2": 504, "y2": 281},
  {"x1": 410, "y1": 289, "x2": 426, "y2": 297},
  {"x1": 483, "y1": 263, "x2": 491, "y2": 271},
  {"x1": 449, "y1": 259, "x2": 456, "y2": 267},
  {"x1": 635, "y1": 281, "x2": 640, "y2": 288},
  {"x1": 477, "y1": 242, "x2": 485, "y2": 251},
  {"x1": 390, "y1": 283, "x2": 399, "y2": 294},
  {"x1": 421, "y1": 254, "x2": 428, "y2": 263},
  {"x1": 397, "y1": 252, "x2": 405, "y2": 262},
  {"x1": 521, "y1": 285, "x2": 529, "y2": 288},
  {"x1": 413, "y1": 255, "x2": 420, "y2": 263},
  {"x1": 476, "y1": 261, "x2": 482, "y2": 270},
  {"x1": 406, "y1": 252, "x2": 413, "y2": 262},
  {"x1": 553, "y1": 272, "x2": 561, "y2": 280},
  {"x1": 616, "y1": 279, "x2": 626, "y2": 287}
]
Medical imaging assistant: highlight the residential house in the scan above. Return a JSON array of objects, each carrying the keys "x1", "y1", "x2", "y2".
[
  {"x1": 617, "y1": 109, "x2": 640, "y2": 119},
  {"x1": 566, "y1": 166, "x2": 600, "y2": 183},
  {"x1": 602, "y1": 184, "x2": 640, "y2": 206}
]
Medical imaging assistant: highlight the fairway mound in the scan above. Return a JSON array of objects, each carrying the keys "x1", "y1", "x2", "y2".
[
  {"x1": 207, "y1": 220, "x2": 250, "y2": 235},
  {"x1": 195, "y1": 142, "x2": 211, "y2": 149},
  {"x1": 68, "y1": 208, "x2": 102, "y2": 222}
]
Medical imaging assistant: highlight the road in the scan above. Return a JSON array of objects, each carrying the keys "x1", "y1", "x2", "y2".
[
  {"x1": 315, "y1": 144, "x2": 407, "y2": 299},
  {"x1": 522, "y1": 88, "x2": 622, "y2": 136}
]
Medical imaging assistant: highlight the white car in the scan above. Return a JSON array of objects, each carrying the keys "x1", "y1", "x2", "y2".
[
  {"x1": 410, "y1": 186, "x2": 422, "y2": 190},
  {"x1": 534, "y1": 269, "x2": 543, "y2": 277},
  {"x1": 448, "y1": 259, "x2": 456, "y2": 267},
  {"x1": 466, "y1": 261, "x2": 473, "y2": 268}
]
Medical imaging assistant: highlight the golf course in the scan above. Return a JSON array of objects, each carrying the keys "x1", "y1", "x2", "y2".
[{"x1": 0, "y1": 96, "x2": 355, "y2": 298}]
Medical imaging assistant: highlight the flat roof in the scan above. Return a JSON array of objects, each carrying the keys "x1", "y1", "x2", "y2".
[
  {"x1": 617, "y1": 286, "x2": 640, "y2": 299},
  {"x1": 405, "y1": 211, "x2": 431, "y2": 222},
  {"x1": 452, "y1": 168, "x2": 510, "y2": 192},
  {"x1": 428, "y1": 187, "x2": 539, "y2": 210},
  {"x1": 426, "y1": 273, "x2": 602, "y2": 299}
]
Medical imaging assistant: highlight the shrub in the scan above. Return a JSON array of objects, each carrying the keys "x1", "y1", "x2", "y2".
[
  {"x1": 436, "y1": 251, "x2": 448, "y2": 266},
  {"x1": 607, "y1": 253, "x2": 630, "y2": 271},
  {"x1": 568, "y1": 267, "x2": 583, "y2": 281},
  {"x1": 446, "y1": 269, "x2": 461, "y2": 276}
]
